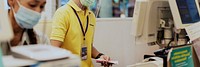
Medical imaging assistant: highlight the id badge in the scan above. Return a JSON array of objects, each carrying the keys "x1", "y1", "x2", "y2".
[{"x1": 81, "y1": 46, "x2": 87, "y2": 60}]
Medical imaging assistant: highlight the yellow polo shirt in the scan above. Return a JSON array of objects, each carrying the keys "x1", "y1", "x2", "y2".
[{"x1": 50, "y1": 0, "x2": 96, "y2": 67}]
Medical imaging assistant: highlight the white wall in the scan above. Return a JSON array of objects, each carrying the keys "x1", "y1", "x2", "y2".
[{"x1": 92, "y1": 18, "x2": 159, "y2": 67}]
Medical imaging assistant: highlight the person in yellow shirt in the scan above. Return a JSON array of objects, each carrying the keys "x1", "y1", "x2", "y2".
[{"x1": 50, "y1": 0, "x2": 112, "y2": 67}]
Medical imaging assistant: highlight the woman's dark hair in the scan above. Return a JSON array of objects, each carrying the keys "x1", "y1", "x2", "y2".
[
  {"x1": 23, "y1": 29, "x2": 37, "y2": 45},
  {"x1": 7, "y1": 0, "x2": 10, "y2": 6}
]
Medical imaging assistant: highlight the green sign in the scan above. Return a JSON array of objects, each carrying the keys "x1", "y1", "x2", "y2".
[{"x1": 170, "y1": 46, "x2": 194, "y2": 67}]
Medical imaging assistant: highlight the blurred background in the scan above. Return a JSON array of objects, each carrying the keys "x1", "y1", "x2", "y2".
[{"x1": 4, "y1": 0, "x2": 136, "y2": 19}]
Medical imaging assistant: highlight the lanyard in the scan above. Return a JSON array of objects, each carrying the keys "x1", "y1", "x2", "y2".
[{"x1": 71, "y1": 7, "x2": 89, "y2": 40}]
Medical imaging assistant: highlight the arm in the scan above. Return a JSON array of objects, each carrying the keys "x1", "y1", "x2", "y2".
[
  {"x1": 92, "y1": 46, "x2": 112, "y2": 67},
  {"x1": 92, "y1": 46, "x2": 110, "y2": 60},
  {"x1": 92, "y1": 46, "x2": 101, "y2": 58},
  {"x1": 50, "y1": 8, "x2": 68, "y2": 47},
  {"x1": 50, "y1": 40, "x2": 63, "y2": 47}
]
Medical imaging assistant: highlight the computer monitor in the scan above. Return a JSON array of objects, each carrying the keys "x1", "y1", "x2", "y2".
[
  {"x1": 0, "y1": 0, "x2": 13, "y2": 41},
  {"x1": 169, "y1": 0, "x2": 200, "y2": 29}
]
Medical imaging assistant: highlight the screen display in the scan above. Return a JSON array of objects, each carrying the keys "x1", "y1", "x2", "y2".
[{"x1": 176, "y1": 0, "x2": 200, "y2": 24}]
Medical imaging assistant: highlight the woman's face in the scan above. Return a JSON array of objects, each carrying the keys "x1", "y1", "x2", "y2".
[{"x1": 8, "y1": 0, "x2": 46, "y2": 13}]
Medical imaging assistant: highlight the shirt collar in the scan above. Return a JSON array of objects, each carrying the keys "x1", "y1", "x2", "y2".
[{"x1": 68, "y1": 0, "x2": 89, "y2": 12}]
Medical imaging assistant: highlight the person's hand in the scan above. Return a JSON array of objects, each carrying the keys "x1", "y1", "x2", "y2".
[{"x1": 99, "y1": 55, "x2": 113, "y2": 67}]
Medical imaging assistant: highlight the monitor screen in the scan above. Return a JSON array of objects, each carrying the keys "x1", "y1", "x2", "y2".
[{"x1": 176, "y1": 0, "x2": 200, "y2": 24}]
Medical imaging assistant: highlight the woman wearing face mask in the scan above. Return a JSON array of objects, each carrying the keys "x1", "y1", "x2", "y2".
[
  {"x1": 0, "y1": 0, "x2": 49, "y2": 55},
  {"x1": 50, "y1": 0, "x2": 112, "y2": 67}
]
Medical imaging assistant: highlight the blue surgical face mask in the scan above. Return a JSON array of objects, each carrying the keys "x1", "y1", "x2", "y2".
[
  {"x1": 80, "y1": 0, "x2": 95, "y2": 7},
  {"x1": 12, "y1": 1, "x2": 41, "y2": 29}
]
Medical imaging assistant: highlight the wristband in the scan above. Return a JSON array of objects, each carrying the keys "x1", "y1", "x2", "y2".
[{"x1": 95, "y1": 53, "x2": 104, "y2": 59}]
